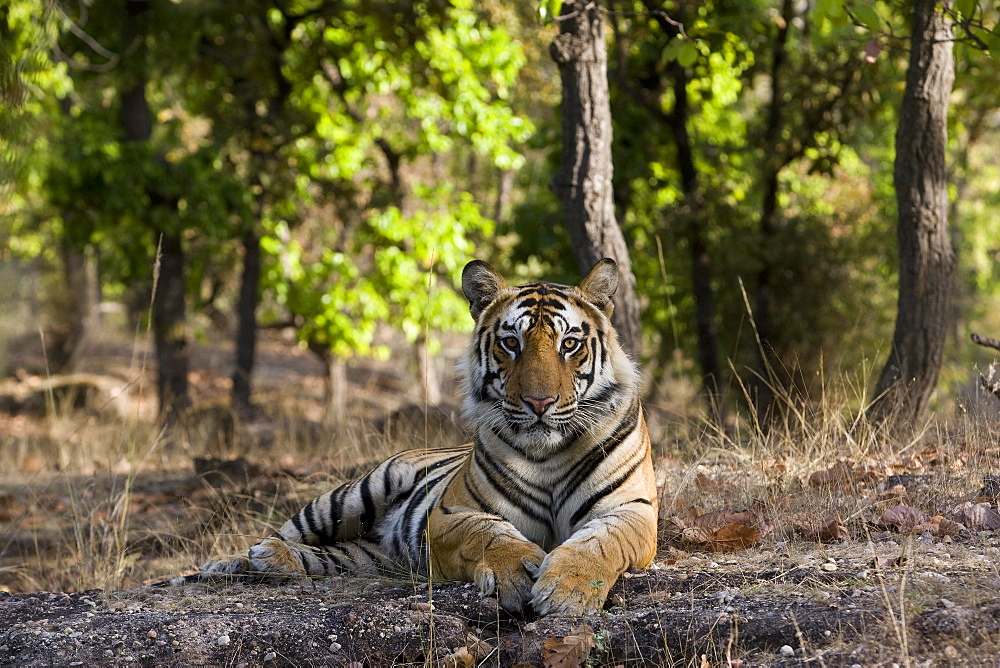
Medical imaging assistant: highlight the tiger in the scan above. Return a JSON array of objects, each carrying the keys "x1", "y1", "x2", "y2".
[{"x1": 163, "y1": 259, "x2": 658, "y2": 617}]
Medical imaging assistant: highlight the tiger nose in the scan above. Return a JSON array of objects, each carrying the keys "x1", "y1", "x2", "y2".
[{"x1": 523, "y1": 395, "x2": 556, "y2": 416}]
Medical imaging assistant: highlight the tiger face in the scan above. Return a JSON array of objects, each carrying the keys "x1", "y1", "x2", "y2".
[{"x1": 460, "y1": 258, "x2": 638, "y2": 456}]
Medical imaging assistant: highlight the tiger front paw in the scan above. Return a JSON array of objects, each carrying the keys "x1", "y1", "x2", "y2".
[
  {"x1": 530, "y1": 547, "x2": 613, "y2": 616},
  {"x1": 473, "y1": 541, "x2": 546, "y2": 617},
  {"x1": 245, "y1": 537, "x2": 308, "y2": 578}
]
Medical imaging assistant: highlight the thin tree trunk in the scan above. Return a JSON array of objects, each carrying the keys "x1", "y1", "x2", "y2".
[
  {"x1": 151, "y1": 234, "x2": 191, "y2": 420},
  {"x1": 666, "y1": 59, "x2": 723, "y2": 423},
  {"x1": 550, "y1": 0, "x2": 641, "y2": 357},
  {"x1": 416, "y1": 337, "x2": 442, "y2": 407},
  {"x1": 752, "y1": 0, "x2": 794, "y2": 423},
  {"x1": 121, "y1": 0, "x2": 190, "y2": 420},
  {"x1": 868, "y1": 0, "x2": 955, "y2": 433},
  {"x1": 59, "y1": 241, "x2": 98, "y2": 371},
  {"x1": 494, "y1": 168, "x2": 514, "y2": 225},
  {"x1": 231, "y1": 229, "x2": 260, "y2": 416},
  {"x1": 325, "y1": 355, "x2": 347, "y2": 423}
]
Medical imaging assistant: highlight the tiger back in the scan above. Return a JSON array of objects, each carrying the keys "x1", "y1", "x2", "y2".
[{"x1": 164, "y1": 259, "x2": 658, "y2": 617}]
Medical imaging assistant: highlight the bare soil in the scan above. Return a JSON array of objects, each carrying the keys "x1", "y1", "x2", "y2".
[{"x1": 2, "y1": 554, "x2": 999, "y2": 666}]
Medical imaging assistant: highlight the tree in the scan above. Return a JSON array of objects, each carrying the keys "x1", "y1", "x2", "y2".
[
  {"x1": 120, "y1": 0, "x2": 191, "y2": 420},
  {"x1": 867, "y1": 0, "x2": 956, "y2": 433},
  {"x1": 550, "y1": 0, "x2": 642, "y2": 357}
]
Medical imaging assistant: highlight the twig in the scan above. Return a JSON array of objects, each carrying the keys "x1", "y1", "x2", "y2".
[{"x1": 971, "y1": 332, "x2": 1000, "y2": 352}]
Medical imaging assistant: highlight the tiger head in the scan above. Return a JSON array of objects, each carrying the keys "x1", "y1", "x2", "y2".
[{"x1": 459, "y1": 259, "x2": 638, "y2": 456}]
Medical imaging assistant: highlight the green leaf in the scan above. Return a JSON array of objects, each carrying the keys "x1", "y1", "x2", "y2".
[
  {"x1": 988, "y1": 25, "x2": 1000, "y2": 54},
  {"x1": 852, "y1": 4, "x2": 880, "y2": 31},
  {"x1": 677, "y1": 41, "x2": 699, "y2": 68},
  {"x1": 955, "y1": 0, "x2": 977, "y2": 19}
]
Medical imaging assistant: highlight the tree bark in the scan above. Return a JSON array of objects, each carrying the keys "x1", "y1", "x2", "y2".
[
  {"x1": 151, "y1": 233, "x2": 191, "y2": 420},
  {"x1": 230, "y1": 230, "x2": 261, "y2": 416},
  {"x1": 752, "y1": 0, "x2": 794, "y2": 423},
  {"x1": 665, "y1": 59, "x2": 723, "y2": 422},
  {"x1": 121, "y1": 0, "x2": 190, "y2": 420},
  {"x1": 550, "y1": 0, "x2": 641, "y2": 357},
  {"x1": 868, "y1": 0, "x2": 955, "y2": 433}
]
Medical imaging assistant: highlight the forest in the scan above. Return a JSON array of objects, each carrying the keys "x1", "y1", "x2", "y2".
[{"x1": 2, "y1": 1, "x2": 1000, "y2": 665}]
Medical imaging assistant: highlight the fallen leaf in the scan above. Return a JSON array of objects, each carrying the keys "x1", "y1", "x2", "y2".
[
  {"x1": 881, "y1": 504, "x2": 931, "y2": 532},
  {"x1": 542, "y1": 624, "x2": 596, "y2": 668},
  {"x1": 695, "y1": 473, "x2": 728, "y2": 492},
  {"x1": 951, "y1": 502, "x2": 1000, "y2": 530},
  {"x1": 809, "y1": 462, "x2": 854, "y2": 487},
  {"x1": 438, "y1": 648, "x2": 475, "y2": 668},
  {"x1": 658, "y1": 516, "x2": 687, "y2": 543},
  {"x1": 681, "y1": 526, "x2": 715, "y2": 546},
  {"x1": 709, "y1": 523, "x2": 761, "y2": 552},
  {"x1": 794, "y1": 516, "x2": 848, "y2": 542},
  {"x1": 691, "y1": 510, "x2": 751, "y2": 530}
]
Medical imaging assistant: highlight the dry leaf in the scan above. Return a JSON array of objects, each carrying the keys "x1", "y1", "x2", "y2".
[
  {"x1": 951, "y1": 502, "x2": 1000, "y2": 530},
  {"x1": 438, "y1": 648, "x2": 475, "y2": 668},
  {"x1": 709, "y1": 523, "x2": 762, "y2": 552},
  {"x1": 542, "y1": 624, "x2": 596, "y2": 668},
  {"x1": 794, "y1": 516, "x2": 848, "y2": 542},
  {"x1": 695, "y1": 473, "x2": 728, "y2": 492},
  {"x1": 881, "y1": 504, "x2": 931, "y2": 532},
  {"x1": 691, "y1": 509, "x2": 751, "y2": 530},
  {"x1": 465, "y1": 633, "x2": 493, "y2": 661},
  {"x1": 658, "y1": 515, "x2": 687, "y2": 543},
  {"x1": 681, "y1": 526, "x2": 715, "y2": 546},
  {"x1": 809, "y1": 462, "x2": 854, "y2": 487}
]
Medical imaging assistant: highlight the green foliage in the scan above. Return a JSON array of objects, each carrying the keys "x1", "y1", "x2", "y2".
[
  {"x1": 262, "y1": 186, "x2": 493, "y2": 358},
  {"x1": 0, "y1": 0, "x2": 71, "y2": 264}
]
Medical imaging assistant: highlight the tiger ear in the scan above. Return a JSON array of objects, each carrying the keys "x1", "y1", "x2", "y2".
[
  {"x1": 578, "y1": 258, "x2": 618, "y2": 318},
  {"x1": 462, "y1": 260, "x2": 508, "y2": 320}
]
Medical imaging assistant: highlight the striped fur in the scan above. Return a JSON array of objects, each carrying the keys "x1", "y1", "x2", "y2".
[{"x1": 165, "y1": 259, "x2": 658, "y2": 616}]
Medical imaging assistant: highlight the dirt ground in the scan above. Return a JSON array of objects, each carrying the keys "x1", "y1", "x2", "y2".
[
  {"x1": 2, "y1": 329, "x2": 1000, "y2": 665},
  {"x1": 2, "y1": 551, "x2": 1000, "y2": 666}
]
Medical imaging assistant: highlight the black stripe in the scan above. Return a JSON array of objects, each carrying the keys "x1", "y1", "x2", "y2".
[
  {"x1": 291, "y1": 512, "x2": 308, "y2": 541},
  {"x1": 557, "y1": 401, "x2": 639, "y2": 507},
  {"x1": 355, "y1": 540, "x2": 382, "y2": 565},
  {"x1": 322, "y1": 545, "x2": 351, "y2": 574},
  {"x1": 401, "y1": 468, "x2": 455, "y2": 562},
  {"x1": 473, "y1": 445, "x2": 549, "y2": 524},
  {"x1": 302, "y1": 500, "x2": 321, "y2": 541},
  {"x1": 463, "y1": 472, "x2": 497, "y2": 515},
  {"x1": 325, "y1": 487, "x2": 345, "y2": 542},
  {"x1": 570, "y1": 457, "x2": 644, "y2": 527},
  {"x1": 359, "y1": 474, "x2": 376, "y2": 532}
]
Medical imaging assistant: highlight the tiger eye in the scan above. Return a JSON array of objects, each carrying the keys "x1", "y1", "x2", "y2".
[
  {"x1": 562, "y1": 337, "x2": 580, "y2": 353},
  {"x1": 502, "y1": 336, "x2": 520, "y2": 351}
]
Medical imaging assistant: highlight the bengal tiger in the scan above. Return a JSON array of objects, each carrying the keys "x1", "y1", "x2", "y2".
[{"x1": 164, "y1": 259, "x2": 658, "y2": 617}]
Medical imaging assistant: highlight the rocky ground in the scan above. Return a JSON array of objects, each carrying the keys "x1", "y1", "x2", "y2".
[{"x1": 3, "y1": 539, "x2": 1000, "y2": 667}]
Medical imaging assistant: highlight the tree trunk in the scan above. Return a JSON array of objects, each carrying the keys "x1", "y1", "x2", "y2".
[
  {"x1": 121, "y1": 0, "x2": 190, "y2": 420},
  {"x1": 152, "y1": 233, "x2": 191, "y2": 421},
  {"x1": 59, "y1": 240, "x2": 99, "y2": 371},
  {"x1": 550, "y1": 0, "x2": 641, "y2": 357},
  {"x1": 752, "y1": 0, "x2": 794, "y2": 423},
  {"x1": 325, "y1": 355, "x2": 347, "y2": 424},
  {"x1": 231, "y1": 230, "x2": 261, "y2": 416},
  {"x1": 868, "y1": 0, "x2": 955, "y2": 434},
  {"x1": 416, "y1": 337, "x2": 442, "y2": 407},
  {"x1": 666, "y1": 60, "x2": 723, "y2": 423},
  {"x1": 494, "y1": 168, "x2": 514, "y2": 225}
]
